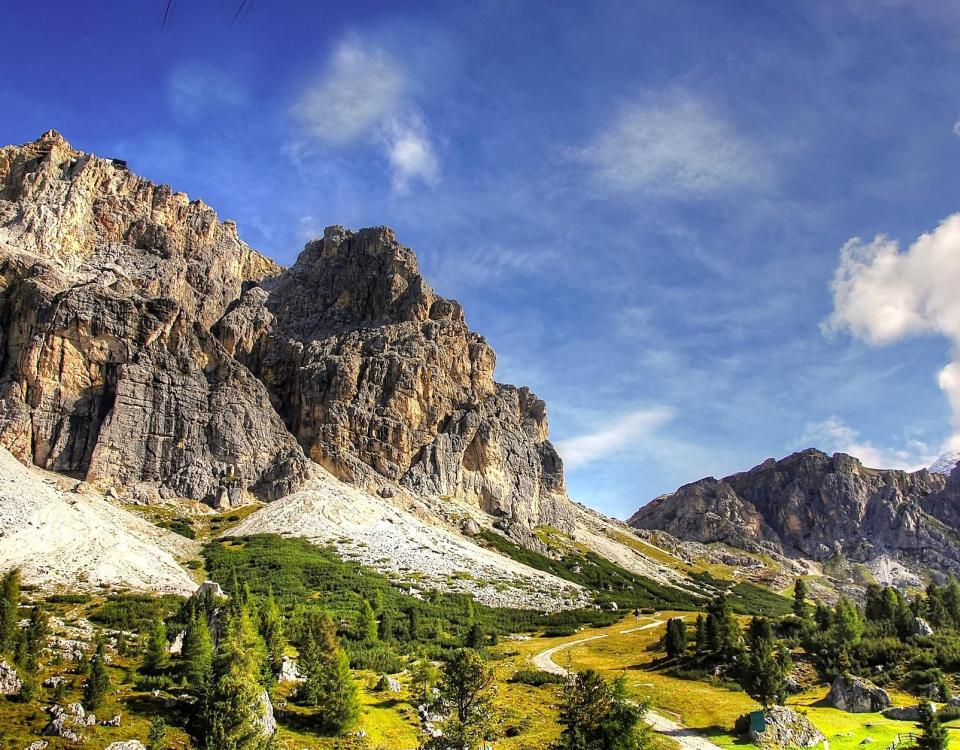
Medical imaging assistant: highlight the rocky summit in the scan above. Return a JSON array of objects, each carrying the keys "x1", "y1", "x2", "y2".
[
  {"x1": 0, "y1": 131, "x2": 568, "y2": 531},
  {"x1": 629, "y1": 448, "x2": 960, "y2": 585}
]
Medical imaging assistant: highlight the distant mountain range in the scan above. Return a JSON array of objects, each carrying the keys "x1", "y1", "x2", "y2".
[{"x1": 630, "y1": 448, "x2": 960, "y2": 588}]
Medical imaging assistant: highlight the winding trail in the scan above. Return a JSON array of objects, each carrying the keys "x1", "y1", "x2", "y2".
[{"x1": 531, "y1": 614, "x2": 723, "y2": 750}]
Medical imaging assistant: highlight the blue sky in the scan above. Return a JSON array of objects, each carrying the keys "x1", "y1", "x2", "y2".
[{"x1": 5, "y1": 1, "x2": 960, "y2": 519}]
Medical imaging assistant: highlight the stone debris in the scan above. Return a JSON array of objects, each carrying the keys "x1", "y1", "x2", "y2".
[{"x1": 0, "y1": 660, "x2": 22, "y2": 695}]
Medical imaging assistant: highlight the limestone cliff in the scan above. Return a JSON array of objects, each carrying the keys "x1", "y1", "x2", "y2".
[
  {"x1": 629, "y1": 449, "x2": 960, "y2": 581},
  {"x1": 0, "y1": 132, "x2": 569, "y2": 529}
]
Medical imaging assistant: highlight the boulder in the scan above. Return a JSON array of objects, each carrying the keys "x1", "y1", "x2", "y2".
[
  {"x1": 750, "y1": 706, "x2": 826, "y2": 748},
  {"x1": 827, "y1": 674, "x2": 891, "y2": 713},
  {"x1": 0, "y1": 660, "x2": 22, "y2": 695},
  {"x1": 376, "y1": 675, "x2": 402, "y2": 693},
  {"x1": 42, "y1": 703, "x2": 87, "y2": 742},
  {"x1": 168, "y1": 630, "x2": 184, "y2": 655},
  {"x1": 462, "y1": 519, "x2": 481, "y2": 537},
  {"x1": 277, "y1": 655, "x2": 303, "y2": 683},
  {"x1": 883, "y1": 705, "x2": 929, "y2": 722},
  {"x1": 912, "y1": 618, "x2": 934, "y2": 636},
  {"x1": 24, "y1": 742, "x2": 49, "y2": 750},
  {"x1": 196, "y1": 580, "x2": 225, "y2": 599},
  {"x1": 104, "y1": 743, "x2": 147, "y2": 750},
  {"x1": 254, "y1": 689, "x2": 276, "y2": 738}
]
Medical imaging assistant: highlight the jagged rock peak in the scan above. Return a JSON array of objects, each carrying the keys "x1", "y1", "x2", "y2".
[{"x1": 630, "y1": 446, "x2": 960, "y2": 583}]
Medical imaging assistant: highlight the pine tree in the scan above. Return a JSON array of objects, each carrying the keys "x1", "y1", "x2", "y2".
[
  {"x1": 664, "y1": 618, "x2": 687, "y2": 658},
  {"x1": 792, "y1": 579, "x2": 808, "y2": 618},
  {"x1": 706, "y1": 595, "x2": 741, "y2": 659},
  {"x1": 83, "y1": 640, "x2": 111, "y2": 711},
  {"x1": 830, "y1": 597, "x2": 864, "y2": 652},
  {"x1": 378, "y1": 606, "x2": 394, "y2": 642},
  {"x1": 297, "y1": 610, "x2": 359, "y2": 733},
  {"x1": 407, "y1": 608, "x2": 421, "y2": 642},
  {"x1": 260, "y1": 592, "x2": 286, "y2": 677},
  {"x1": 0, "y1": 568, "x2": 21, "y2": 655},
  {"x1": 182, "y1": 611, "x2": 214, "y2": 688},
  {"x1": 357, "y1": 599, "x2": 378, "y2": 643},
  {"x1": 21, "y1": 604, "x2": 49, "y2": 673},
  {"x1": 917, "y1": 700, "x2": 947, "y2": 750},
  {"x1": 143, "y1": 617, "x2": 170, "y2": 674},
  {"x1": 147, "y1": 715, "x2": 167, "y2": 750},
  {"x1": 423, "y1": 648, "x2": 497, "y2": 750},
  {"x1": 465, "y1": 621, "x2": 485, "y2": 649},
  {"x1": 412, "y1": 658, "x2": 439, "y2": 704},
  {"x1": 740, "y1": 617, "x2": 791, "y2": 708},
  {"x1": 553, "y1": 669, "x2": 648, "y2": 750},
  {"x1": 694, "y1": 614, "x2": 708, "y2": 656},
  {"x1": 203, "y1": 599, "x2": 270, "y2": 750}
]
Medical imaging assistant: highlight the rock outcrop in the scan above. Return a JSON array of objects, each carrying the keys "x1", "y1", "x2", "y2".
[
  {"x1": 749, "y1": 706, "x2": 826, "y2": 749},
  {"x1": 0, "y1": 660, "x2": 21, "y2": 695},
  {"x1": 0, "y1": 131, "x2": 307, "y2": 504},
  {"x1": 217, "y1": 225, "x2": 570, "y2": 529},
  {"x1": 630, "y1": 449, "x2": 960, "y2": 581},
  {"x1": 0, "y1": 132, "x2": 571, "y2": 529},
  {"x1": 826, "y1": 674, "x2": 891, "y2": 713}
]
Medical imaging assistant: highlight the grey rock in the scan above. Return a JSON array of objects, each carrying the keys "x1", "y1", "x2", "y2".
[
  {"x1": 42, "y1": 702, "x2": 87, "y2": 741},
  {"x1": 196, "y1": 580, "x2": 225, "y2": 598},
  {"x1": 462, "y1": 519, "x2": 481, "y2": 536},
  {"x1": 100, "y1": 714, "x2": 122, "y2": 727},
  {"x1": 376, "y1": 675, "x2": 401, "y2": 693},
  {"x1": 827, "y1": 674, "x2": 892, "y2": 713},
  {"x1": 103, "y1": 743, "x2": 146, "y2": 750},
  {"x1": 24, "y1": 742, "x2": 49, "y2": 750},
  {"x1": 277, "y1": 655, "x2": 303, "y2": 683},
  {"x1": 750, "y1": 705, "x2": 826, "y2": 748},
  {"x1": 882, "y1": 705, "x2": 929, "y2": 722},
  {"x1": 912, "y1": 618, "x2": 934, "y2": 636},
  {"x1": 630, "y1": 448, "x2": 960, "y2": 581},
  {"x1": 254, "y1": 688, "x2": 276, "y2": 738},
  {"x1": 0, "y1": 660, "x2": 22, "y2": 695}
]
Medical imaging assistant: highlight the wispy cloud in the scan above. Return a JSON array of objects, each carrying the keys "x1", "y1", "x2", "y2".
[
  {"x1": 953, "y1": 118, "x2": 960, "y2": 138},
  {"x1": 824, "y1": 213, "x2": 960, "y2": 450},
  {"x1": 291, "y1": 35, "x2": 439, "y2": 191},
  {"x1": 799, "y1": 416, "x2": 935, "y2": 471},
  {"x1": 574, "y1": 91, "x2": 769, "y2": 198},
  {"x1": 383, "y1": 115, "x2": 439, "y2": 192},
  {"x1": 167, "y1": 64, "x2": 247, "y2": 121},
  {"x1": 556, "y1": 406, "x2": 674, "y2": 468}
]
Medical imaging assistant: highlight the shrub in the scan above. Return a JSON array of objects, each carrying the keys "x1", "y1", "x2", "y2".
[{"x1": 509, "y1": 669, "x2": 565, "y2": 686}]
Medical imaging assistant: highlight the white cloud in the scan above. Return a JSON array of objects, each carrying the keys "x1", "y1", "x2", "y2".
[
  {"x1": 575, "y1": 91, "x2": 768, "y2": 198},
  {"x1": 824, "y1": 213, "x2": 960, "y2": 449},
  {"x1": 291, "y1": 36, "x2": 439, "y2": 191},
  {"x1": 954, "y1": 118, "x2": 960, "y2": 139},
  {"x1": 292, "y1": 36, "x2": 407, "y2": 143},
  {"x1": 556, "y1": 406, "x2": 674, "y2": 468},
  {"x1": 799, "y1": 417, "x2": 935, "y2": 471},
  {"x1": 383, "y1": 116, "x2": 439, "y2": 192}
]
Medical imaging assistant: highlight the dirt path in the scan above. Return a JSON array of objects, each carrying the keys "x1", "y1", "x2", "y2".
[{"x1": 530, "y1": 615, "x2": 724, "y2": 750}]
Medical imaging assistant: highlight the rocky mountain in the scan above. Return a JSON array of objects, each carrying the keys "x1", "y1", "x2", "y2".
[
  {"x1": 929, "y1": 451, "x2": 960, "y2": 476},
  {"x1": 629, "y1": 448, "x2": 960, "y2": 585},
  {"x1": 0, "y1": 131, "x2": 568, "y2": 533}
]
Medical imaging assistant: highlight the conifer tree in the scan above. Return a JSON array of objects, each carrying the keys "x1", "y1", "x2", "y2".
[
  {"x1": 147, "y1": 715, "x2": 167, "y2": 750},
  {"x1": 917, "y1": 700, "x2": 947, "y2": 750},
  {"x1": 143, "y1": 617, "x2": 170, "y2": 674},
  {"x1": 408, "y1": 607, "x2": 421, "y2": 642},
  {"x1": 553, "y1": 669, "x2": 647, "y2": 750},
  {"x1": 0, "y1": 568, "x2": 21, "y2": 655},
  {"x1": 260, "y1": 592, "x2": 286, "y2": 677},
  {"x1": 694, "y1": 614, "x2": 708, "y2": 656},
  {"x1": 297, "y1": 610, "x2": 359, "y2": 733},
  {"x1": 423, "y1": 648, "x2": 496, "y2": 750},
  {"x1": 792, "y1": 579, "x2": 808, "y2": 618},
  {"x1": 378, "y1": 606, "x2": 394, "y2": 642},
  {"x1": 664, "y1": 618, "x2": 687, "y2": 658},
  {"x1": 741, "y1": 617, "x2": 791, "y2": 708},
  {"x1": 83, "y1": 640, "x2": 111, "y2": 711},
  {"x1": 182, "y1": 611, "x2": 214, "y2": 688},
  {"x1": 357, "y1": 599, "x2": 378, "y2": 643},
  {"x1": 21, "y1": 603, "x2": 49, "y2": 673},
  {"x1": 465, "y1": 621, "x2": 485, "y2": 649},
  {"x1": 203, "y1": 599, "x2": 270, "y2": 750}
]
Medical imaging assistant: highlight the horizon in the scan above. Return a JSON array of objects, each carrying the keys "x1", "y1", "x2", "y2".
[{"x1": 4, "y1": 1, "x2": 960, "y2": 519}]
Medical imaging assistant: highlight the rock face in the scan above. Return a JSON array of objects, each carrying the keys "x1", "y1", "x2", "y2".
[
  {"x1": 750, "y1": 706, "x2": 826, "y2": 748},
  {"x1": 0, "y1": 131, "x2": 307, "y2": 504},
  {"x1": 827, "y1": 674, "x2": 892, "y2": 713},
  {"x1": 630, "y1": 449, "x2": 960, "y2": 580},
  {"x1": 218, "y1": 225, "x2": 570, "y2": 529},
  {"x1": 0, "y1": 132, "x2": 571, "y2": 530}
]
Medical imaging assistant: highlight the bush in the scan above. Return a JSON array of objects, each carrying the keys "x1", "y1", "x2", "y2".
[
  {"x1": 509, "y1": 669, "x2": 565, "y2": 686},
  {"x1": 347, "y1": 643, "x2": 405, "y2": 674},
  {"x1": 90, "y1": 593, "x2": 184, "y2": 631},
  {"x1": 543, "y1": 625, "x2": 578, "y2": 638},
  {"x1": 46, "y1": 593, "x2": 91, "y2": 604}
]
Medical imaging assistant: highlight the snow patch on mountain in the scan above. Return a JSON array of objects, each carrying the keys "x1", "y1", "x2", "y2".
[{"x1": 929, "y1": 452, "x2": 960, "y2": 475}]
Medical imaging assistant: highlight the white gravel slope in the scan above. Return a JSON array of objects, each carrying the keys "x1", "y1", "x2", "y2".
[
  {"x1": 0, "y1": 447, "x2": 198, "y2": 595},
  {"x1": 230, "y1": 465, "x2": 588, "y2": 610}
]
